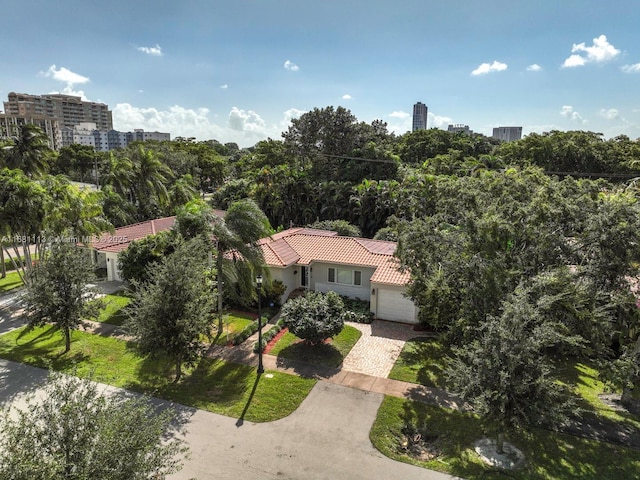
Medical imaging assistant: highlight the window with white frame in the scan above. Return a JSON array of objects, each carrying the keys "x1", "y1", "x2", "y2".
[{"x1": 328, "y1": 267, "x2": 362, "y2": 286}]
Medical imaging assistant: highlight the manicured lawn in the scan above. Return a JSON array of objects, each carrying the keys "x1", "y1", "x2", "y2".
[
  {"x1": 94, "y1": 292, "x2": 133, "y2": 326},
  {"x1": 388, "y1": 337, "x2": 449, "y2": 387},
  {"x1": 211, "y1": 312, "x2": 256, "y2": 345},
  {"x1": 0, "y1": 325, "x2": 316, "y2": 422},
  {"x1": 0, "y1": 270, "x2": 23, "y2": 293},
  {"x1": 268, "y1": 324, "x2": 361, "y2": 368},
  {"x1": 371, "y1": 396, "x2": 640, "y2": 480}
]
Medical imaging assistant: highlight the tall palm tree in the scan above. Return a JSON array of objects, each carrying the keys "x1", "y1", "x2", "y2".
[
  {"x1": 130, "y1": 146, "x2": 173, "y2": 217},
  {"x1": 0, "y1": 168, "x2": 48, "y2": 284},
  {"x1": 2, "y1": 124, "x2": 52, "y2": 178},
  {"x1": 101, "y1": 151, "x2": 134, "y2": 198},
  {"x1": 212, "y1": 199, "x2": 272, "y2": 331}
]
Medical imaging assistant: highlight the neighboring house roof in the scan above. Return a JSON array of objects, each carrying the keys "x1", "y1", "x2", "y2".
[
  {"x1": 90, "y1": 209, "x2": 227, "y2": 254},
  {"x1": 91, "y1": 216, "x2": 177, "y2": 253},
  {"x1": 259, "y1": 228, "x2": 409, "y2": 286}
]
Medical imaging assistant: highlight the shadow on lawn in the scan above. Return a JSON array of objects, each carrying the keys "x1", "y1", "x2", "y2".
[
  {"x1": 396, "y1": 337, "x2": 451, "y2": 388},
  {"x1": 122, "y1": 343, "x2": 254, "y2": 412},
  {"x1": 275, "y1": 341, "x2": 344, "y2": 369}
]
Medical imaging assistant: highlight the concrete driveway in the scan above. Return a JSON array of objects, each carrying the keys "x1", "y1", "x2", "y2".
[{"x1": 0, "y1": 360, "x2": 459, "y2": 480}]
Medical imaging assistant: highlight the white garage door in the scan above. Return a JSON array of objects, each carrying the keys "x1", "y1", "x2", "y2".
[{"x1": 377, "y1": 288, "x2": 417, "y2": 323}]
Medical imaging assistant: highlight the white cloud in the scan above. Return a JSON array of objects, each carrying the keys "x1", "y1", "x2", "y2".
[
  {"x1": 137, "y1": 44, "x2": 163, "y2": 56},
  {"x1": 342, "y1": 94, "x2": 352, "y2": 100},
  {"x1": 113, "y1": 103, "x2": 308, "y2": 147},
  {"x1": 471, "y1": 60, "x2": 507, "y2": 76},
  {"x1": 622, "y1": 63, "x2": 640, "y2": 73},
  {"x1": 219, "y1": 84, "x2": 228, "y2": 89},
  {"x1": 284, "y1": 60, "x2": 299, "y2": 71},
  {"x1": 228, "y1": 107, "x2": 267, "y2": 133},
  {"x1": 41, "y1": 65, "x2": 91, "y2": 100},
  {"x1": 560, "y1": 105, "x2": 586, "y2": 124},
  {"x1": 428, "y1": 112, "x2": 453, "y2": 129},
  {"x1": 562, "y1": 34, "x2": 620, "y2": 68},
  {"x1": 527, "y1": 64, "x2": 542, "y2": 72},
  {"x1": 600, "y1": 108, "x2": 619, "y2": 120},
  {"x1": 388, "y1": 111, "x2": 409, "y2": 119},
  {"x1": 43, "y1": 64, "x2": 90, "y2": 85}
]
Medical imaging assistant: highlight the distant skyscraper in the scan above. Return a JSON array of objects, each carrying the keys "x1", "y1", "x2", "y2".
[
  {"x1": 492, "y1": 126, "x2": 522, "y2": 142},
  {"x1": 412, "y1": 102, "x2": 428, "y2": 131}
]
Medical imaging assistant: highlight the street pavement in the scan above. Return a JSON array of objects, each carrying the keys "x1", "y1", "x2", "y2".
[{"x1": 0, "y1": 359, "x2": 460, "y2": 480}]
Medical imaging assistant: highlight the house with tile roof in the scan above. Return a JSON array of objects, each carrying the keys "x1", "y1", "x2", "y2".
[
  {"x1": 259, "y1": 228, "x2": 418, "y2": 324},
  {"x1": 88, "y1": 210, "x2": 225, "y2": 281}
]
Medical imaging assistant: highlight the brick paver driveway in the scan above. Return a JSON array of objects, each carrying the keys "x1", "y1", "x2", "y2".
[{"x1": 342, "y1": 320, "x2": 422, "y2": 377}]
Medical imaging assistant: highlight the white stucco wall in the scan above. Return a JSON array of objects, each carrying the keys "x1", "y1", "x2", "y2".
[{"x1": 105, "y1": 252, "x2": 122, "y2": 282}]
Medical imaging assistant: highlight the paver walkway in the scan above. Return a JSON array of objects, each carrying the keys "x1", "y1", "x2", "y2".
[{"x1": 342, "y1": 320, "x2": 421, "y2": 377}]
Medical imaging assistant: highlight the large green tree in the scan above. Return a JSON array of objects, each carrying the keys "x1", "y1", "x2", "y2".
[
  {"x1": 21, "y1": 243, "x2": 102, "y2": 352},
  {"x1": 126, "y1": 237, "x2": 214, "y2": 381},
  {"x1": 0, "y1": 372, "x2": 187, "y2": 479},
  {"x1": 447, "y1": 288, "x2": 576, "y2": 454}
]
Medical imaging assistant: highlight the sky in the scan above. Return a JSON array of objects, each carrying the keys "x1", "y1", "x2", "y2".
[{"x1": 1, "y1": 0, "x2": 639, "y2": 147}]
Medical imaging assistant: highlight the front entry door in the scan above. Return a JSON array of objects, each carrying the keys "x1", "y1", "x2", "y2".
[{"x1": 300, "y1": 266, "x2": 309, "y2": 288}]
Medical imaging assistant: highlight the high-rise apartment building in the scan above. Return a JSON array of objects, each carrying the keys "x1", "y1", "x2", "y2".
[
  {"x1": 4, "y1": 92, "x2": 113, "y2": 130},
  {"x1": 0, "y1": 113, "x2": 61, "y2": 149},
  {"x1": 492, "y1": 126, "x2": 522, "y2": 142},
  {"x1": 447, "y1": 124, "x2": 473, "y2": 135},
  {"x1": 412, "y1": 102, "x2": 428, "y2": 131}
]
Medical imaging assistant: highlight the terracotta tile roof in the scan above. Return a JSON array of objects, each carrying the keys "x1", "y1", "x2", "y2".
[
  {"x1": 259, "y1": 228, "x2": 409, "y2": 286},
  {"x1": 90, "y1": 210, "x2": 226, "y2": 254},
  {"x1": 90, "y1": 216, "x2": 177, "y2": 253}
]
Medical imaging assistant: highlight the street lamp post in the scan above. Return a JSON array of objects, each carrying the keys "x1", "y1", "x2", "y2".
[{"x1": 256, "y1": 274, "x2": 264, "y2": 374}]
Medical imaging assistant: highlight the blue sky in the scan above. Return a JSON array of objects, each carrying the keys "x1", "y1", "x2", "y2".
[{"x1": 2, "y1": 0, "x2": 639, "y2": 147}]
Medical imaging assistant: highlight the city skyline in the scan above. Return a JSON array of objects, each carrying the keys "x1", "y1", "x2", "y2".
[{"x1": 1, "y1": 1, "x2": 639, "y2": 147}]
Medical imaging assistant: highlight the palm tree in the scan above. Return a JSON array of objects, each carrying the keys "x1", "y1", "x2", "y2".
[
  {"x1": 212, "y1": 199, "x2": 272, "y2": 332},
  {"x1": 0, "y1": 168, "x2": 48, "y2": 284},
  {"x1": 2, "y1": 124, "x2": 52, "y2": 178},
  {"x1": 101, "y1": 151, "x2": 134, "y2": 198},
  {"x1": 168, "y1": 174, "x2": 198, "y2": 210},
  {"x1": 130, "y1": 146, "x2": 173, "y2": 217}
]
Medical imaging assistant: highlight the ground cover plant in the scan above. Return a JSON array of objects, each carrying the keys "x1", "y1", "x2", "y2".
[{"x1": 0, "y1": 325, "x2": 315, "y2": 422}]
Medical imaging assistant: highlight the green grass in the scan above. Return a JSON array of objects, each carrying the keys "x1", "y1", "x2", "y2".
[
  {"x1": 0, "y1": 270, "x2": 23, "y2": 292},
  {"x1": 94, "y1": 292, "x2": 133, "y2": 326},
  {"x1": 0, "y1": 325, "x2": 316, "y2": 422},
  {"x1": 388, "y1": 337, "x2": 450, "y2": 387},
  {"x1": 211, "y1": 312, "x2": 256, "y2": 345},
  {"x1": 555, "y1": 358, "x2": 640, "y2": 431},
  {"x1": 268, "y1": 324, "x2": 361, "y2": 368},
  {"x1": 370, "y1": 396, "x2": 640, "y2": 480}
]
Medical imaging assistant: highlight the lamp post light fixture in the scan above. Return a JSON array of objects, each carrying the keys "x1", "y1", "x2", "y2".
[{"x1": 256, "y1": 274, "x2": 264, "y2": 374}]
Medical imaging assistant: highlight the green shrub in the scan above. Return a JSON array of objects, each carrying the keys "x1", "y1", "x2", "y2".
[
  {"x1": 281, "y1": 291, "x2": 345, "y2": 345},
  {"x1": 341, "y1": 296, "x2": 374, "y2": 323},
  {"x1": 231, "y1": 321, "x2": 259, "y2": 345}
]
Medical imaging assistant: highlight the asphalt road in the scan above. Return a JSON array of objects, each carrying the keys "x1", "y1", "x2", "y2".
[{"x1": 0, "y1": 360, "x2": 460, "y2": 480}]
